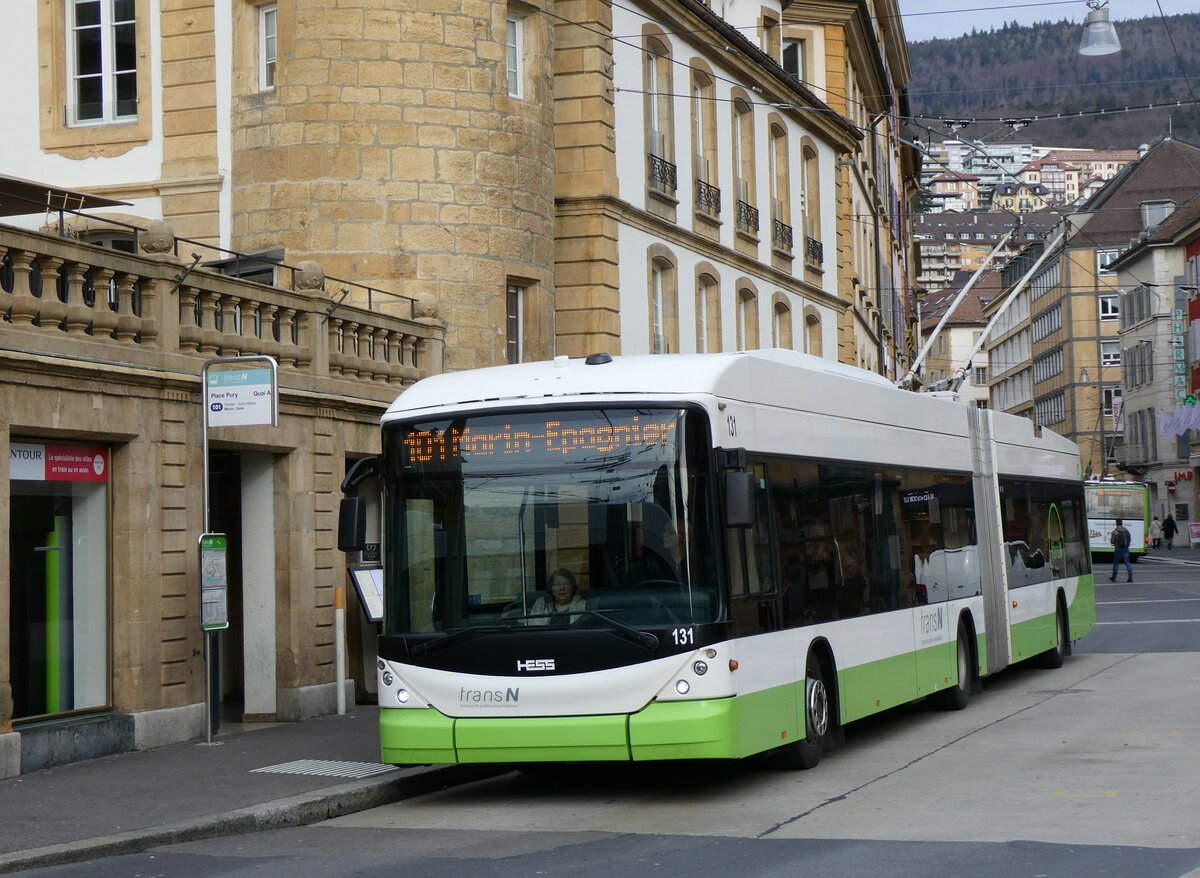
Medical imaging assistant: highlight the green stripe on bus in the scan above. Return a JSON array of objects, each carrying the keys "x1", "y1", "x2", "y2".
[{"x1": 379, "y1": 706, "x2": 456, "y2": 764}]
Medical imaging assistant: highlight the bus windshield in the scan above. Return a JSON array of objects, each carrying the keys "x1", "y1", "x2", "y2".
[
  {"x1": 381, "y1": 406, "x2": 718, "y2": 635},
  {"x1": 1086, "y1": 485, "x2": 1146, "y2": 520}
]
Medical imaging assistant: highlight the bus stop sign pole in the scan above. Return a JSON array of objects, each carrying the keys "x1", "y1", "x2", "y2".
[{"x1": 201, "y1": 356, "x2": 278, "y2": 743}]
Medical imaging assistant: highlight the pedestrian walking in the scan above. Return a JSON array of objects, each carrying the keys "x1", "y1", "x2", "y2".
[
  {"x1": 1163, "y1": 514, "x2": 1178, "y2": 550},
  {"x1": 1150, "y1": 516, "x2": 1163, "y2": 550},
  {"x1": 1109, "y1": 518, "x2": 1133, "y2": 583}
]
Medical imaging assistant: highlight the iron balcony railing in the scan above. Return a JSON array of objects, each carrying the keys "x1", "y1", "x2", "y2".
[
  {"x1": 772, "y1": 219, "x2": 793, "y2": 251},
  {"x1": 736, "y1": 200, "x2": 759, "y2": 235},
  {"x1": 695, "y1": 179, "x2": 721, "y2": 217},
  {"x1": 648, "y1": 153, "x2": 678, "y2": 195},
  {"x1": 805, "y1": 235, "x2": 824, "y2": 266}
]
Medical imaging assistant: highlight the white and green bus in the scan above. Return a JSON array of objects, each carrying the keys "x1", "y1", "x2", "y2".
[
  {"x1": 339, "y1": 350, "x2": 1095, "y2": 770},
  {"x1": 1084, "y1": 480, "x2": 1150, "y2": 558}
]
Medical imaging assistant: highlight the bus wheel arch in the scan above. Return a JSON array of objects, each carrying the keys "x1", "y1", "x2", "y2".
[{"x1": 779, "y1": 640, "x2": 838, "y2": 770}]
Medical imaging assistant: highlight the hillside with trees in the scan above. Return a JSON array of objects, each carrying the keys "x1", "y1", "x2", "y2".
[{"x1": 906, "y1": 13, "x2": 1200, "y2": 148}]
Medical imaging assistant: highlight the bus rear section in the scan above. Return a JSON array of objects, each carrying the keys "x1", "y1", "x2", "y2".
[{"x1": 1084, "y1": 481, "x2": 1150, "y2": 558}]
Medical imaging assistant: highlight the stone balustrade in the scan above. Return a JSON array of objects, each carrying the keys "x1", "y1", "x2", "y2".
[{"x1": 0, "y1": 222, "x2": 443, "y2": 397}]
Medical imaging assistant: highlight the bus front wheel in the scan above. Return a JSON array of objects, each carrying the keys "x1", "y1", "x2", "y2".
[{"x1": 780, "y1": 653, "x2": 830, "y2": 770}]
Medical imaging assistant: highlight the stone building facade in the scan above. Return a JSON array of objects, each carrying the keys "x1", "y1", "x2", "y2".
[{"x1": 0, "y1": 212, "x2": 443, "y2": 777}]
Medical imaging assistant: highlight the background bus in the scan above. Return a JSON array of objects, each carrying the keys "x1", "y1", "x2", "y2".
[
  {"x1": 1084, "y1": 481, "x2": 1150, "y2": 558},
  {"x1": 340, "y1": 351, "x2": 1095, "y2": 771}
]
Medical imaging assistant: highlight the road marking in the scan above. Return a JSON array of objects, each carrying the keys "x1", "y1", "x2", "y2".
[
  {"x1": 1099, "y1": 598, "x2": 1200, "y2": 605},
  {"x1": 1053, "y1": 789, "x2": 1119, "y2": 798},
  {"x1": 1095, "y1": 619, "x2": 1200, "y2": 625}
]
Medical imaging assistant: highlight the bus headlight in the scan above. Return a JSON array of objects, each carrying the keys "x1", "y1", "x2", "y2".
[
  {"x1": 693, "y1": 661, "x2": 708, "y2": 675},
  {"x1": 396, "y1": 688, "x2": 411, "y2": 704},
  {"x1": 675, "y1": 680, "x2": 691, "y2": 695},
  {"x1": 381, "y1": 671, "x2": 394, "y2": 687}
]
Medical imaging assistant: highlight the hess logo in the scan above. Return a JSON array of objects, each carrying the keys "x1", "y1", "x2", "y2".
[{"x1": 516, "y1": 659, "x2": 555, "y2": 672}]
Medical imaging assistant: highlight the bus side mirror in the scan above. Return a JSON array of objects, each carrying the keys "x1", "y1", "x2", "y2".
[
  {"x1": 725, "y1": 472, "x2": 755, "y2": 528},
  {"x1": 338, "y1": 497, "x2": 367, "y2": 552}
]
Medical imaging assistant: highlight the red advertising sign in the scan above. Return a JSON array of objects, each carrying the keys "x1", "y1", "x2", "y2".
[
  {"x1": 10, "y1": 443, "x2": 108, "y2": 482},
  {"x1": 45, "y1": 445, "x2": 108, "y2": 482}
]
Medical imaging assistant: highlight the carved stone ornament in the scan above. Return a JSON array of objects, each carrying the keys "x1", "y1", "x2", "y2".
[
  {"x1": 140, "y1": 220, "x2": 175, "y2": 254},
  {"x1": 294, "y1": 260, "x2": 325, "y2": 291},
  {"x1": 413, "y1": 291, "x2": 438, "y2": 319}
]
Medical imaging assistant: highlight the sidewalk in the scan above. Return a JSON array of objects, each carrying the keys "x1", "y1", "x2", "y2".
[{"x1": 0, "y1": 705, "x2": 498, "y2": 874}]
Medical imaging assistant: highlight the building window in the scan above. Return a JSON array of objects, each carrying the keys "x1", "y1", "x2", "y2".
[
  {"x1": 973, "y1": 366, "x2": 988, "y2": 386},
  {"x1": 1097, "y1": 249, "x2": 1119, "y2": 275},
  {"x1": 10, "y1": 441, "x2": 111, "y2": 720},
  {"x1": 1033, "y1": 349, "x2": 1063, "y2": 383},
  {"x1": 645, "y1": 36, "x2": 674, "y2": 187},
  {"x1": 772, "y1": 298, "x2": 792, "y2": 349},
  {"x1": 805, "y1": 311, "x2": 822, "y2": 357},
  {"x1": 1101, "y1": 339, "x2": 1120, "y2": 367},
  {"x1": 782, "y1": 38, "x2": 807, "y2": 80},
  {"x1": 801, "y1": 142, "x2": 821, "y2": 266},
  {"x1": 69, "y1": 0, "x2": 138, "y2": 125},
  {"x1": 506, "y1": 13, "x2": 523, "y2": 98},
  {"x1": 1035, "y1": 392, "x2": 1066, "y2": 426},
  {"x1": 736, "y1": 287, "x2": 759, "y2": 350},
  {"x1": 648, "y1": 255, "x2": 678, "y2": 354},
  {"x1": 696, "y1": 273, "x2": 720, "y2": 353},
  {"x1": 691, "y1": 68, "x2": 718, "y2": 217},
  {"x1": 505, "y1": 282, "x2": 523, "y2": 363},
  {"x1": 769, "y1": 123, "x2": 791, "y2": 252},
  {"x1": 1102, "y1": 385, "x2": 1121, "y2": 417},
  {"x1": 733, "y1": 98, "x2": 756, "y2": 234},
  {"x1": 260, "y1": 5, "x2": 277, "y2": 91},
  {"x1": 1099, "y1": 294, "x2": 1119, "y2": 321}
]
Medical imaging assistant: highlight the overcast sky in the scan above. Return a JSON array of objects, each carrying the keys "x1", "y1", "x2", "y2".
[{"x1": 898, "y1": 0, "x2": 1196, "y2": 44}]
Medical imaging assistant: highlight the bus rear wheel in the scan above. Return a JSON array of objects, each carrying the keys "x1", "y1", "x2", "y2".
[
  {"x1": 936, "y1": 625, "x2": 972, "y2": 711},
  {"x1": 780, "y1": 653, "x2": 830, "y2": 770},
  {"x1": 1038, "y1": 604, "x2": 1068, "y2": 670}
]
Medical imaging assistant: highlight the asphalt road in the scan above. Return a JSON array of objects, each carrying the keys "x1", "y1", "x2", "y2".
[{"x1": 27, "y1": 558, "x2": 1200, "y2": 878}]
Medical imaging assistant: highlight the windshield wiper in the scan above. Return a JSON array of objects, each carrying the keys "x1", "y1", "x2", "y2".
[
  {"x1": 574, "y1": 609, "x2": 659, "y2": 651},
  {"x1": 410, "y1": 625, "x2": 512, "y2": 657}
]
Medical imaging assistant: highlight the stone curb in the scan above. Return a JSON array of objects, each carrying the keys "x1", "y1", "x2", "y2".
[{"x1": 0, "y1": 764, "x2": 502, "y2": 875}]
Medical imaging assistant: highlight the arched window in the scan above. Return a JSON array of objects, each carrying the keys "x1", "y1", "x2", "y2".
[
  {"x1": 648, "y1": 251, "x2": 678, "y2": 354},
  {"x1": 696, "y1": 269, "x2": 721, "y2": 353},
  {"x1": 769, "y1": 121, "x2": 791, "y2": 252},
  {"x1": 771, "y1": 295, "x2": 792, "y2": 349},
  {"x1": 805, "y1": 308, "x2": 822, "y2": 357},
  {"x1": 691, "y1": 65, "x2": 719, "y2": 218},
  {"x1": 801, "y1": 140, "x2": 822, "y2": 267},
  {"x1": 645, "y1": 32, "x2": 675, "y2": 195},
  {"x1": 736, "y1": 286, "x2": 759, "y2": 350},
  {"x1": 732, "y1": 97, "x2": 757, "y2": 235}
]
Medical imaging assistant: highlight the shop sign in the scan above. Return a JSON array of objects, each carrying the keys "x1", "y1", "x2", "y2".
[{"x1": 10, "y1": 443, "x2": 108, "y2": 482}]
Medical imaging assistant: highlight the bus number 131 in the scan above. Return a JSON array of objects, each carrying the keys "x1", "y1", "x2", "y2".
[{"x1": 672, "y1": 628, "x2": 694, "y2": 645}]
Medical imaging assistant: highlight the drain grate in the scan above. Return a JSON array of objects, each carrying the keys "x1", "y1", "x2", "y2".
[{"x1": 251, "y1": 759, "x2": 399, "y2": 779}]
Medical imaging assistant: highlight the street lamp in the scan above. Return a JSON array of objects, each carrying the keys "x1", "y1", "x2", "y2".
[{"x1": 1079, "y1": 0, "x2": 1121, "y2": 56}]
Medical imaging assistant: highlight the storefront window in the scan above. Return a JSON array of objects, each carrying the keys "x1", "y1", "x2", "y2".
[{"x1": 9, "y1": 442, "x2": 109, "y2": 720}]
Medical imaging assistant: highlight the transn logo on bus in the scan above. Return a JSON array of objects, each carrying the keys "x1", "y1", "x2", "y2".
[{"x1": 516, "y1": 659, "x2": 555, "y2": 672}]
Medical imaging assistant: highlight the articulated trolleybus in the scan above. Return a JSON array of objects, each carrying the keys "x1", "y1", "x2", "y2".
[{"x1": 339, "y1": 350, "x2": 1094, "y2": 770}]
